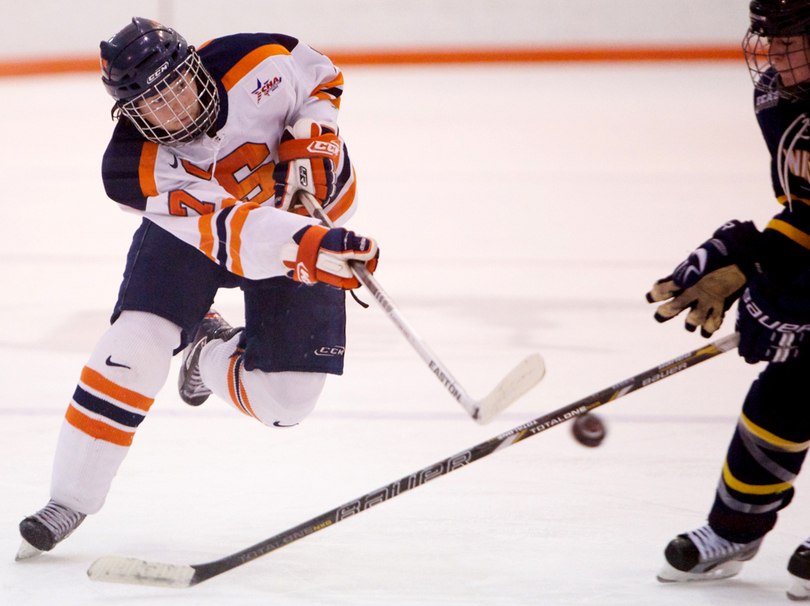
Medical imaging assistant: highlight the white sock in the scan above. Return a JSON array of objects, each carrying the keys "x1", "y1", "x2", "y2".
[
  {"x1": 199, "y1": 333, "x2": 326, "y2": 427},
  {"x1": 50, "y1": 312, "x2": 181, "y2": 514}
]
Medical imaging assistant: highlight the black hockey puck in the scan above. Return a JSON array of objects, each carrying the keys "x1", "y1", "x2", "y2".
[{"x1": 572, "y1": 413, "x2": 606, "y2": 447}]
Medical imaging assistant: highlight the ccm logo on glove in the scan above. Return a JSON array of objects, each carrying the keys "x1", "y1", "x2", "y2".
[{"x1": 306, "y1": 140, "x2": 340, "y2": 156}]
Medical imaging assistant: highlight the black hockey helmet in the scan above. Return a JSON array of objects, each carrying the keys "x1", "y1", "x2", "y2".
[
  {"x1": 749, "y1": 0, "x2": 810, "y2": 37},
  {"x1": 100, "y1": 17, "x2": 187, "y2": 101},
  {"x1": 744, "y1": 0, "x2": 810, "y2": 100},
  {"x1": 99, "y1": 17, "x2": 219, "y2": 145}
]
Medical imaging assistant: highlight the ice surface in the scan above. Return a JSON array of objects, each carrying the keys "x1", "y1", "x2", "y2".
[{"x1": 0, "y1": 61, "x2": 803, "y2": 605}]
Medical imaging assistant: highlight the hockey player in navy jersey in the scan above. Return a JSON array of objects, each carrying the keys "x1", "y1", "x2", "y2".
[
  {"x1": 646, "y1": 1, "x2": 810, "y2": 598},
  {"x1": 16, "y1": 17, "x2": 379, "y2": 559}
]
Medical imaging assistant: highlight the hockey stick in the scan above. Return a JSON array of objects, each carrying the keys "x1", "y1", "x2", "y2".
[
  {"x1": 87, "y1": 333, "x2": 739, "y2": 589},
  {"x1": 286, "y1": 190, "x2": 545, "y2": 425}
]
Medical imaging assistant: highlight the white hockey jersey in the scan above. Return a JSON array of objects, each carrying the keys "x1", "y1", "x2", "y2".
[{"x1": 101, "y1": 33, "x2": 357, "y2": 280}]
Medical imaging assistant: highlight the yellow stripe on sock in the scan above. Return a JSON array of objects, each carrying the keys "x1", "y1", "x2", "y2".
[
  {"x1": 722, "y1": 461, "x2": 793, "y2": 495},
  {"x1": 740, "y1": 413, "x2": 810, "y2": 453}
]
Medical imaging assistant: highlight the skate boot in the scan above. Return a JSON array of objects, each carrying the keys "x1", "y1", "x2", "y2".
[
  {"x1": 16, "y1": 499, "x2": 87, "y2": 560},
  {"x1": 787, "y1": 538, "x2": 810, "y2": 601},
  {"x1": 656, "y1": 525, "x2": 762, "y2": 583},
  {"x1": 178, "y1": 309, "x2": 241, "y2": 406}
]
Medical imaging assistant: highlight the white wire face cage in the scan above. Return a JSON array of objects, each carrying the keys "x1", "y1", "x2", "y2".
[
  {"x1": 118, "y1": 49, "x2": 219, "y2": 146},
  {"x1": 743, "y1": 29, "x2": 810, "y2": 100}
]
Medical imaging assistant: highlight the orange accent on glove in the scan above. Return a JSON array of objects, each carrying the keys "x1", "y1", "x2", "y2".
[
  {"x1": 292, "y1": 225, "x2": 329, "y2": 285},
  {"x1": 283, "y1": 226, "x2": 379, "y2": 290},
  {"x1": 277, "y1": 134, "x2": 341, "y2": 164}
]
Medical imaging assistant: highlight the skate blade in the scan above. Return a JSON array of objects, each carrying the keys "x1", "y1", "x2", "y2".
[
  {"x1": 657, "y1": 560, "x2": 743, "y2": 583},
  {"x1": 788, "y1": 577, "x2": 810, "y2": 601},
  {"x1": 15, "y1": 539, "x2": 43, "y2": 561}
]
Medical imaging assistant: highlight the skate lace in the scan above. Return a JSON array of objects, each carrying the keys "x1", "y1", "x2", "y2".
[
  {"x1": 32, "y1": 500, "x2": 85, "y2": 541},
  {"x1": 686, "y1": 525, "x2": 747, "y2": 562}
]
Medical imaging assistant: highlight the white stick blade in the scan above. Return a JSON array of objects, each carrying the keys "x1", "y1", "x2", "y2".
[
  {"x1": 87, "y1": 556, "x2": 195, "y2": 588},
  {"x1": 476, "y1": 353, "x2": 545, "y2": 424}
]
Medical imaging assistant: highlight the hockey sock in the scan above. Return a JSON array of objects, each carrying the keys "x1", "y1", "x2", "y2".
[
  {"x1": 198, "y1": 334, "x2": 326, "y2": 427},
  {"x1": 50, "y1": 312, "x2": 181, "y2": 514},
  {"x1": 709, "y1": 366, "x2": 810, "y2": 543}
]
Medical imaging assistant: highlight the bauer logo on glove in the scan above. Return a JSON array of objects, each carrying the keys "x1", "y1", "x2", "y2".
[
  {"x1": 281, "y1": 225, "x2": 379, "y2": 290},
  {"x1": 736, "y1": 274, "x2": 810, "y2": 364}
]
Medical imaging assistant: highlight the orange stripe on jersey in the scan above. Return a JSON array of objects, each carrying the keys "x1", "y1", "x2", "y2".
[
  {"x1": 139, "y1": 142, "x2": 159, "y2": 197},
  {"x1": 221, "y1": 45, "x2": 292, "y2": 92},
  {"x1": 199, "y1": 213, "x2": 216, "y2": 262},
  {"x1": 311, "y1": 72, "x2": 344, "y2": 109},
  {"x1": 65, "y1": 404, "x2": 135, "y2": 447},
  {"x1": 311, "y1": 73, "x2": 344, "y2": 95},
  {"x1": 227, "y1": 202, "x2": 260, "y2": 276},
  {"x1": 327, "y1": 168, "x2": 357, "y2": 223},
  {"x1": 80, "y1": 367, "x2": 154, "y2": 412}
]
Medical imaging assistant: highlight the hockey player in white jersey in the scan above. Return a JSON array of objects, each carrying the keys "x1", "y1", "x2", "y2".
[{"x1": 17, "y1": 17, "x2": 379, "y2": 558}]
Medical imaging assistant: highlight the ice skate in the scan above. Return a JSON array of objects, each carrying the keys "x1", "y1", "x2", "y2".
[
  {"x1": 656, "y1": 525, "x2": 762, "y2": 583},
  {"x1": 788, "y1": 538, "x2": 810, "y2": 600},
  {"x1": 178, "y1": 309, "x2": 240, "y2": 406},
  {"x1": 17, "y1": 500, "x2": 87, "y2": 560}
]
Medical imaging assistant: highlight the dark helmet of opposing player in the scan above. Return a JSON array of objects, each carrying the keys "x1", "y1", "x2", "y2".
[
  {"x1": 100, "y1": 17, "x2": 219, "y2": 146},
  {"x1": 744, "y1": 0, "x2": 810, "y2": 100}
]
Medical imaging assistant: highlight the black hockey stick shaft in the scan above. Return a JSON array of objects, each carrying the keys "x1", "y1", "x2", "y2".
[
  {"x1": 88, "y1": 333, "x2": 738, "y2": 587},
  {"x1": 188, "y1": 334, "x2": 738, "y2": 585}
]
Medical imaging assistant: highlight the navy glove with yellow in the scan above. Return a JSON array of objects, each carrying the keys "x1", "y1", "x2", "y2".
[{"x1": 736, "y1": 272, "x2": 810, "y2": 364}]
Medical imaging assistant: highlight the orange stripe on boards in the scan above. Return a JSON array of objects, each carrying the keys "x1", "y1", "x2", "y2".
[
  {"x1": 80, "y1": 367, "x2": 154, "y2": 412},
  {"x1": 0, "y1": 55, "x2": 98, "y2": 76},
  {"x1": 65, "y1": 404, "x2": 134, "y2": 447},
  {"x1": 221, "y1": 44, "x2": 292, "y2": 92},
  {"x1": 328, "y1": 45, "x2": 745, "y2": 64},
  {"x1": 0, "y1": 44, "x2": 744, "y2": 78},
  {"x1": 139, "y1": 142, "x2": 159, "y2": 197}
]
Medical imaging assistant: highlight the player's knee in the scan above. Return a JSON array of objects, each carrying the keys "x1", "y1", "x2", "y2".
[
  {"x1": 86, "y1": 311, "x2": 182, "y2": 395},
  {"x1": 248, "y1": 371, "x2": 326, "y2": 427},
  {"x1": 105, "y1": 311, "x2": 182, "y2": 350}
]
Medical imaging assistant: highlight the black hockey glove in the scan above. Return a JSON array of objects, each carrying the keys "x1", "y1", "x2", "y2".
[
  {"x1": 736, "y1": 272, "x2": 810, "y2": 364},
  {"x1": 647, "y1": 220, "x2": 760, "y2": 337}
]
